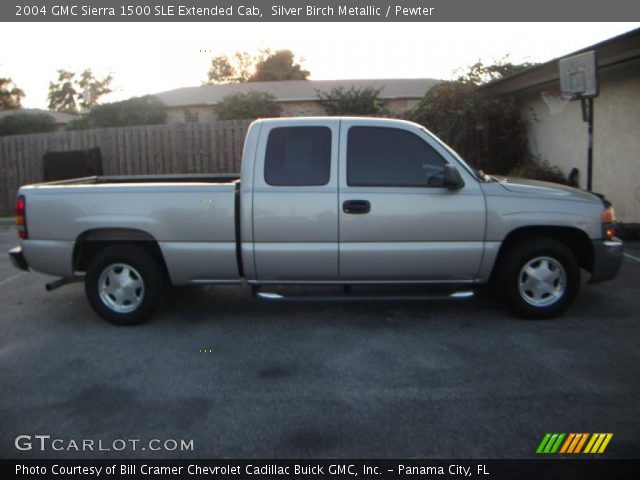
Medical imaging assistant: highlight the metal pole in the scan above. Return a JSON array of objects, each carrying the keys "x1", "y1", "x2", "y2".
[{"x1": 586, "y1": 97, "x2": 594, "y2": 191}]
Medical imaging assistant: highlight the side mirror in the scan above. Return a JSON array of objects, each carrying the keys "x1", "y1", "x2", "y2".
[{"x1": 443, "y1": 165, "x2": 465, "y2": 189}]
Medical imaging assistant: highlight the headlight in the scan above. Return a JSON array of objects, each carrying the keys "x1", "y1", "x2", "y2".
[
  {"x1": 601, "y1": 206, "x2": 616, "y2": 224},
  {"x1": 601, "y1": 206, "x2": 616, "y2": 239}
]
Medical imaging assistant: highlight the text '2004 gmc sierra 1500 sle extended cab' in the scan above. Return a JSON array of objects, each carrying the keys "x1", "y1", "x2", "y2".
[{"x1": 9, "y1": 117, "x2": 623, "y2": 325}]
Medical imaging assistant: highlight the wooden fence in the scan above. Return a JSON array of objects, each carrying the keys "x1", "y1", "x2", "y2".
[{"x1": 0, "y1": 120, "x2": 251, "y2": 215}]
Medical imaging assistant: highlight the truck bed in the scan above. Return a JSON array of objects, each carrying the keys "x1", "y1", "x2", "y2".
[{"x1": 19, "y1": 174, "x2": 241, "y2": 284}]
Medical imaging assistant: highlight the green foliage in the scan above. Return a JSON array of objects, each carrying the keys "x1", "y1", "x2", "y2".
[
  {"x1": 0, "y1": 112, "x2": 55, "y2": 136},
  {"x1": 508, "y1": 159, "x2": 567, "y2": 184},
  {"x1": 67, "y1": 96, "x2": 166, "y2": 129},
  {"x1": 48, "y1": 69, "x2": 113, "y2": 113},
  {"x1": 249, "y1": 50, "x2": 309, "y2": 82},
  {"x1": 216, "y1": 92, "x2": 282, "y2": 120},
  {"x1": 408, "y1": 60, "x2": 533, "y2": 174},
  {"x1": 0, "y1": 78, "x2": 24, "y2": 110},
  {"x1": 316, "y1": 86, "x2": 387, "y2": 116},
  {"x1": 457, "y1": 58, "x2": 538, "y2": 86}
]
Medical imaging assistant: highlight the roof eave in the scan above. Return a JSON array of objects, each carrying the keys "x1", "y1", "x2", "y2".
[{"x1": 481, "y1": 27, "x2": 640, "y2": 97}]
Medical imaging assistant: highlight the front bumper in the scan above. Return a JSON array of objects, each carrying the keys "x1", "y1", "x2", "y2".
[
  {"x1": 588, "y1": 238, "x2": 623, "y2": 284},
  {"x1": 8, "y1": 246, "x2": 29, "y2": 271}
]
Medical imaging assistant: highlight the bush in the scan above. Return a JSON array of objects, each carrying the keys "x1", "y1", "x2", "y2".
[
  {"x1": 316, "y1": 86, "x2": 387, "y2": 116},
  {"x1": 0, "y1": 112, "x2": 56, "y2": 136},
  {"x1": 216, "y1": 92, "x2": 281, "y2": 120},
  {"x1": 508, "y1": 160, "x2": 567, "y2": 184},
  {"x1": 408, "y1": 81, "x2": 528, "y2": 174},
  {"x1": 68, "y1": 96, "x2": 167, "y2": 129}
]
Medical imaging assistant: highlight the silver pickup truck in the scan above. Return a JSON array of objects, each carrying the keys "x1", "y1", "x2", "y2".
[{"x1": 8, "y1": 117, "x2": 623, "y2": 324}]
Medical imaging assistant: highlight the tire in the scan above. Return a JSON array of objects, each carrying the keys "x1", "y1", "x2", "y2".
[
  {"x1": 85, "y1": 245, "x2": 163, "y2": 325},
  {"x1": 499, "y1": 237, "x2": 580, "y2": 319}
]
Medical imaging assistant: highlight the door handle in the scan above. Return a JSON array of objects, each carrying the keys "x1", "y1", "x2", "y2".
[{"x1": 343, "y1": 200, "x2": 371, "y2": 214}]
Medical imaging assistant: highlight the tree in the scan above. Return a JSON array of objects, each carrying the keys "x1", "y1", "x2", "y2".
[
  {"x1": 205, "y1": 49, "x2": 309, "y2": 84},
  {"x1": 48, "y1": 70, "x2": 78, "y2": 113},
  {"x1": 249, "y1": 50, "x2": 309, "y2": 82},
  {"x1": 67, "y1": 96, "x2": 166, "y2": 129},
  {"x1": 408, "y1": 60, "x2": 532, "y2": 174},
  {"x1": 206, "y1": 51, "x2": 262, "y2": 84},
  {"x1": 0, "y1": 77, "x2": 25, "y2": 110},
  {"x1": 215, "y1": 92, "x2": 281, "y2": 120},
  {"x1": 207, "y1": 56, "x2": 236, "y2": 84},
  {"x1": 48, "y1": 68, "x2": 113, "y2": 113},
  {"x1": 456, "y1": 57, "x2": 538, "y2": 85},
  {"x1": 316, "y1": 86, "x2": 387, "y2": 116},
  {"x1": 0, "y1": 112, "x2": 55, "y2": 136},
  {"x1": 77, "y1": 69, "x2": 113, "y2": 109}
]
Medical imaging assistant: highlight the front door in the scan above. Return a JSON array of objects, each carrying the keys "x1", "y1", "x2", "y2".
[{"x1": 338, "y1": 120, "x2": 485, "y2": 282}]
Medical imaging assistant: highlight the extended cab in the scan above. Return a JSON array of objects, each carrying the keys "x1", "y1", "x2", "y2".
[{"x1": 8, "y1": 117, "x2": 623, "y2": 324}]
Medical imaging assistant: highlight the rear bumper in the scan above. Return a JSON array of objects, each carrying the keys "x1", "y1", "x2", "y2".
[
  {"x1": 9, "y1": 246, "x2": 29, "y2": 271},
  {"x1": 588, "y1": 238, "x2": 623, "y2": 284}
]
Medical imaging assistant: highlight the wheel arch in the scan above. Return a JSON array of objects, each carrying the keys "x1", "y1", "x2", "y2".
[
  {"x1": 491, "y1": 226, "x2": 594, "y2": 280},
  {"x1": 73, "y1": 228, "x2": 170, "y2": 281}
]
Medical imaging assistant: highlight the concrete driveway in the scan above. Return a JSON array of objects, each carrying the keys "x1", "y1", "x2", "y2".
[{"x1": 1, "y1": 226, "x2": 639, "y2": 459}]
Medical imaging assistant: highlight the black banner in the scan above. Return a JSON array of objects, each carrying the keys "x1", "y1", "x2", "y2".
[{"x1": 4, "y1": 459, "x2": 640, "y2": 480}]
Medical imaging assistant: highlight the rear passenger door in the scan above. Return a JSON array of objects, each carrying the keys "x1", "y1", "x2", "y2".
[
  {"x1": 338, "y1": 120, "x2": 486, "y2": 282},
  {"x1": 252, "y1": 120, "x2": 339, "y2": 281}
]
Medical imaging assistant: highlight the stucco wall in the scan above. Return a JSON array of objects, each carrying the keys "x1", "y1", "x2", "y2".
[{"x1": 519, "y1": 61, "x2": 640, "y2": 222}]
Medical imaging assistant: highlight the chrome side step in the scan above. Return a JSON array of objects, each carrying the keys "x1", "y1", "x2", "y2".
[{"x1": 256, "y1": 291, "x2": 475, "y2": 303}]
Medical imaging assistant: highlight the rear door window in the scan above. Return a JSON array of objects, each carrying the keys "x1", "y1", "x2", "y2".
[{"x1": 265, "y1": 127, "x2": 331, "y2": 186}]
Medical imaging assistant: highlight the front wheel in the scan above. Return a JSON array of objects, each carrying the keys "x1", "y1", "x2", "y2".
[
  {"x1": 499, "y1": 238, "x2": 580, "y2": 319},
  {"x1": 85, "y1": 245, "x2": 163, "y2": 325}
]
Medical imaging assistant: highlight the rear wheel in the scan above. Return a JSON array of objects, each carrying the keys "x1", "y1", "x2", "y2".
[
  {"x1": 499, "y1": 238, "x2": 580, "y2": 319},
  {"x1": 85, "y1": 245, "x2": 163, "y2": 325}
]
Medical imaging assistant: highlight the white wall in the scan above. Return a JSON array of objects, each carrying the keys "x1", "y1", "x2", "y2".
[{"x1": 519, "y1": 61, "x2": 640, "y2": 222}]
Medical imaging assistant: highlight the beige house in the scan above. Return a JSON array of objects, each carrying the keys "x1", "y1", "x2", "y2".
[
  {"x1": 153, "y1": 78, "x2": 439, "y2": 124},
  {"x1": 482, "y1": 28, "x2": 640, "y2": 223},
  {"x1": 0, "y1": 109, "x2": 78, "y2": 132}
]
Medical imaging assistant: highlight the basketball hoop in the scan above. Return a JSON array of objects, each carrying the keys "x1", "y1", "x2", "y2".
[{"x1": 541, "y1": 91, "x2": 575, "y2": 115}]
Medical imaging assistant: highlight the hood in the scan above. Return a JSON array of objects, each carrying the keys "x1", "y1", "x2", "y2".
[{"x1": 493, "y1": 176, "x2": 602, "y2": 203}]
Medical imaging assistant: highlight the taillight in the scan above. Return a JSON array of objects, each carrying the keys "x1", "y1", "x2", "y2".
[
  {"x1": 601, "y1": 206, "x2": 616, "y2": 239},
  {"x1": 16, "y1": 195, "x2": 27, "y2": 239}
]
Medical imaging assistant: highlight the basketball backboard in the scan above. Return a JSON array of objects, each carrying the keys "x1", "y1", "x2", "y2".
[{"x1": 559, "y1": 50, "x2": 598, "y2": 98}]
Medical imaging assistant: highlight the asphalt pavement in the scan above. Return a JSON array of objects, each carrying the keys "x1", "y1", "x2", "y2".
[{"x1": 1, "y1": 226, "x2": 639, "y2": 459}]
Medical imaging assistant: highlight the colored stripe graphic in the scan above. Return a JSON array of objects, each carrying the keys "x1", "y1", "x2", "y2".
[
  {"x1": 540, "y1": 433, "x2": 614, "y2": 454},
  {"x1": 584, "y1": 433, "x2": 614, "y2": 454},
  {"x1": 536, "y1": 434, "x2": 552, "y2": 453},
  {"x1": 536, "y1": 433, "x2": 565, "y2": 453},
  {"x1": 574, "y1": 433, "x2": 589, "y2": 453},
  {"x1": 559, "y1": 433, "x2": 575, "y2": 454}
]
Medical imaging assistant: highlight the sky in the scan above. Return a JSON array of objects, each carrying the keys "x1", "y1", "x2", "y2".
[{"x1": 1, "y1": 22, "x2": 638, "y2": 109}]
